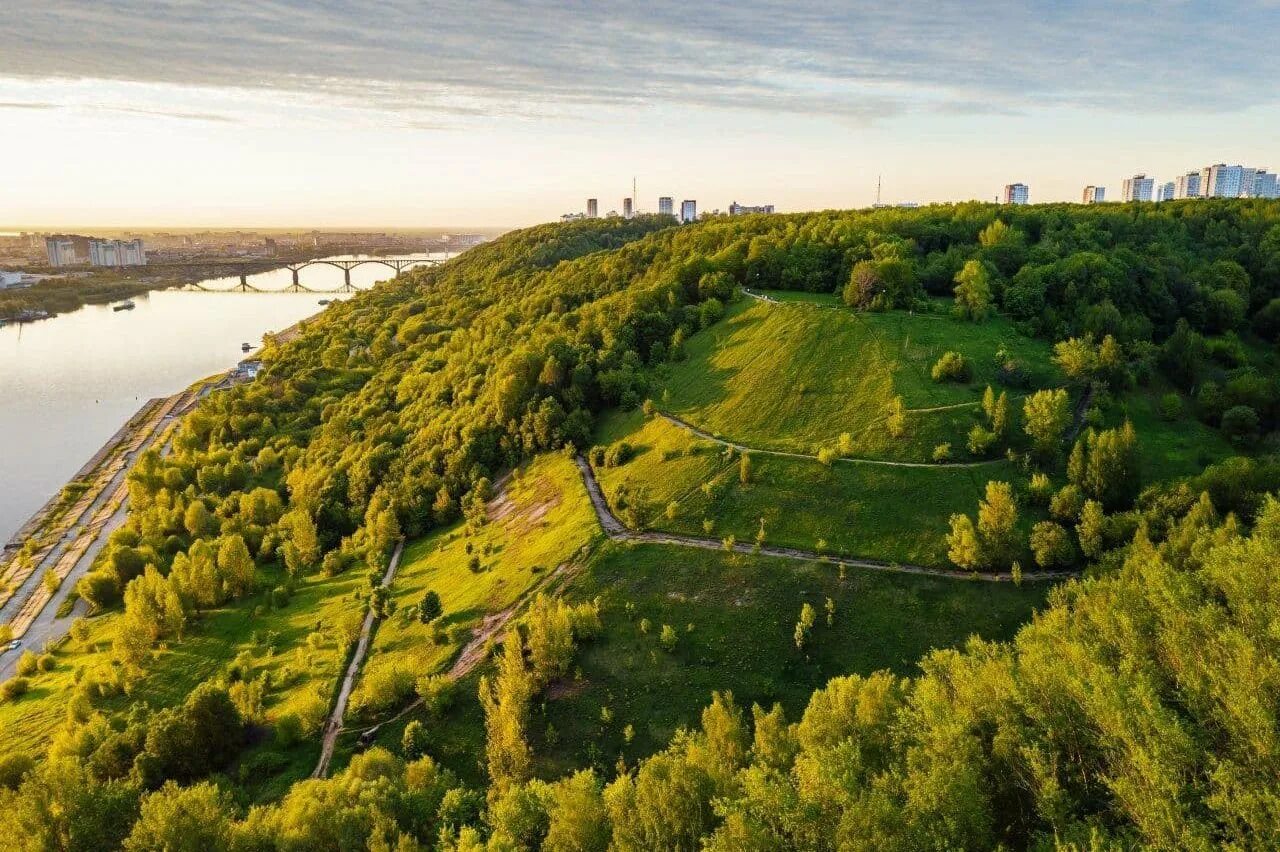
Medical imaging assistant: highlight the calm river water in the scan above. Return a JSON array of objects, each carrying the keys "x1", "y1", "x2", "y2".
[{"x1": 0, "y1": 255, "x2": 438, "y2": 544}]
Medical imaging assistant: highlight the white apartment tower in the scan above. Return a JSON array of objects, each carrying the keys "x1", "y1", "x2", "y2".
[
  {"x1": 658, "y1": 197, "x2": 674, "y2": 216},
  {"x1": 1121, "y1": 174, "x2": 1155, "y2": 202},
  {"x1": 1202, "y1": 164, "x2": 1257, "y2": 198},
  {"x1": 1082, "y1": 186, "x2": 1105, "y2": 204},
  {"x1": 1002, "y1": 183, "x2": 1030, "y2": 204},
  {"x1": 1174, "y1": 172, "x2": 1202, "y2": 199},
  {"x1": 680, "y1": 199, "x2": 697, "y2": 223},
  {"x1": 586, "y1": 198, "x2": 598, "y2": 218},
  {"x1": 622, "y1": 197, "x2": 633, "y2": 218}
]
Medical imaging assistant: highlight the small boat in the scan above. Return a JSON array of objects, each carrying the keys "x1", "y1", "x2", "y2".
[
  {"x1": 113, "y1": 301, "x2": 136, "y2": 312},
  {"x1": 318, "y1": 299, "x2": 331, "y2": 305},
  {"x1": 241, "y1": 342, "x2": 252, "y2": 352}
]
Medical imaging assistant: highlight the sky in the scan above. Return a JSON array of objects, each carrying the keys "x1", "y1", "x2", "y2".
[{"x1": 2, "y1": 1, "x2": 1279, "y2": 229}]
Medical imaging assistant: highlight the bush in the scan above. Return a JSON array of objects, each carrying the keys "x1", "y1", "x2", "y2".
[
  {"x1": 930, "y1": 351, "x2": 971, "y2": 383},
  {"x1": 0, "y1": 751, "x2": 34, "y2": 789},
  {"x1": 816, "y1": 446, "x2": 838, "y2": 465},
  {"x1": 1158, "y1": 393, "x2": 1182, "y2": 421},
  {"x1": 1221, "y1": 405, "x2": 1260, "y2": 447},
  {"x1": 659, "y1": 624, "x2": 678, "y2": 652},
  {"x1": 932, "y1": 443, "x2": 952, "y2": 463},
  {"x1": 967, "y1": 425, "x2": 997, "y2": 457},
  {"x1": 603, "y1": 442, "x2": 634, "y2": 467},
  {"x1": 0, "y1": 677, "x2": 30, "y2": 702},
  {"x1": 1050, "y1": 484, "x2": 1085, "y2": 522},
  {"x1": 15, "y1": 651, "x2": 37, "y2": 677},
  {"x1": 36, "y1": 653, "x2": 55, "y2": 672}
]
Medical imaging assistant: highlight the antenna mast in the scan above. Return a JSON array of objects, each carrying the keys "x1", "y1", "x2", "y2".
[{"x1": 876, "y1": 174, "x2": 882, "y2": 206}]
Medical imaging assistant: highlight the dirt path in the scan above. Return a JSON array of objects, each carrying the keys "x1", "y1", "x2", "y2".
[
  {"x1": 655, "y1": 411, "x2": 1005, "y2": 470},
  {"x1": 575, "y1": 455, "x2": 1073, "y2": 584},
  {"x1": 313, "y1": 538, "x2": 405, "y2": 779}
]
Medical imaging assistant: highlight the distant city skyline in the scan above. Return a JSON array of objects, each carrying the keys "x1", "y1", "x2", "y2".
[{"x1": 3, "y1": 2, "x2": 1279, "y2": 227}]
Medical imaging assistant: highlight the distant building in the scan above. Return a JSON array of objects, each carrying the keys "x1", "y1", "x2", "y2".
[
  {"x1": 560, "y1": 212, "x2": 586, "y2": 222},
  {"x1": 1159, "y1": 181, "x2": 1176, "y2": 202},
  {"x1": 1082, "y1": 185, "x2": 1105, "y2": 204},
  {"x1": 1174, "y1": 172, "x2": 1202, "y2": 199},
  {"x1": 728, "y1": 201, "x2": 776, "y2": 215},
  {"x1": 45, "y1": 237, "x2": 78, "y2": 266},
  {"x1": 1202, "y1": 164, "x2": 1258, "y2": 198},
  {"x1": 88, "y1": 239, "x2": 146, "y2": 267},
  {"x1": 586, "y1": 198, "x2": 598, "y2": 218},
  {"x1": 1250, "y1": 170, "x2": 1279, "y2": 199},
  {"x1": 657, "y1": 196, "x2": 674, "y2": 216},
  {"x1": 622, "y1": 198, "x2": 633, "y2": 218},
  {"x1": 1121, "y1": 174, "x2": 1155, "y2": 202},
  {"x1": 1, "y1": 270, "x2": 34, "y2": 289},
  {"x1": 1002, "y1": 183, "x2": 1030, "y2": 205},
  {"x1": 680, "y1": 199, "x2": 697, "y2": 223}
]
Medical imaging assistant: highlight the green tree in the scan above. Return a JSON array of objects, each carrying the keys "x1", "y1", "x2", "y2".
[
  {"x1": 952, "y1": 260, "x2": 993, "y2": 321},
  {"x1": 976, "y1": 481, "x2": 1019, "y2": 570},
  {"x1": 1029, "y1": 521, "x2": 1075, "y2": 568},
  {"x1": 419, "y1": 590, "x2": 442, "y2": 624},
  {"x1": 1023, "y1": 388, "x2": 1071, "y2": 458},
  {"x1": 793, "y1": 603, "x2": 817, "y2": 650},
  {"x1": 123, "y1": 782, "x2": 235, "y2": 852}
]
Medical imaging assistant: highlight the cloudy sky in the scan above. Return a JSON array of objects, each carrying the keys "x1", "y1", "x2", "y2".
[{"x1": 3, "y1": 1, "x2": 1278, "y2": 227}]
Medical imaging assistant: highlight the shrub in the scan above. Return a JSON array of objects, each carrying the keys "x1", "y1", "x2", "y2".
[
  {"x1": 932, "y1": 443, "x2": 952, "y2": 463},
  {"x1": 1158, "y1": 393, "x2": 1182, "y2": 421},
  {"x1": 0, "y1": 752, "x2": 34, "y2": 789},
  {"x1": 1028, "y1": 472, "x2": 1053, "y2": 504},
  {"x1": 36, "y1": 654, "x2": 55, "y2": 673},
  {"x1": 659, "y1": 624, "x2": 678, "y2": 652},
  {"x1": 1030, "y1": 521, "x2": 1075, "y2": 569},
  {"x1": 1050, "y1": 484, "x2": 1085, "y2": 522},
  {"x1": 967, "y1": 425, "x2": 997, "y2": 457},
  {"x1": 416, "y1": 674, "x2": 456, "y2": 716},
  {"x1": 930, "y1": 351, "x2": 971, "y2": 383},
  {"x1": 15, "y1": 651, "x2": 37, "y2": 677},
  {"x1": 1221, "y1": 405, "x2": 1260, "y2": 446},
  {"x1": 816, "y1": 447, "x2": 838, "y2": 465},
  {"x1": 603, "y1": 442, "x2": 634, "y2": 467},
  {"x1": 0, "y1": 678, "x2": 30, "y2": 702}
]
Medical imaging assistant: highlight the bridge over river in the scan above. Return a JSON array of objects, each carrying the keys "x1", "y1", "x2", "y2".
[{"x1": 155, "y1": 256, "x2": 445, "y2": 293}]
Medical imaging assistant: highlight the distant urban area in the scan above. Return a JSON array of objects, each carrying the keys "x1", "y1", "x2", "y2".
[
  {"x1": 0, "y1": 229, "x2": 491, "y2": 322},
  {"x1": 1006, "y1": 161, "x2": 1280, "y2": 206}
]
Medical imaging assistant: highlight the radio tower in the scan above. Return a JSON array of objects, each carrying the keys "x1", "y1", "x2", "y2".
[{"x1": 876, "y1": 174, "x2": 882, "y2": 206}]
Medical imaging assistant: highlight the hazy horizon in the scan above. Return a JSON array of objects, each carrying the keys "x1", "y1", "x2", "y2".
[{"x1": 4, "y1": 1, "x2": 1278, "y2": 227}]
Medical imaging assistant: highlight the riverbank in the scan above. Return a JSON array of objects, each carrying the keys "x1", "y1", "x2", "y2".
[{"x1": 0, "y1": 369, "x2": 239, "y2": 653}]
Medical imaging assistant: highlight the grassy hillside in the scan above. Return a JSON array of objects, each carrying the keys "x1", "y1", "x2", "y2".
[
  {"x1": 658, "y1": 295, "x2": 1058, "y2": 461},
  {"x1": 538, "y1": 540, "x2": 1047, "y2": 774}
]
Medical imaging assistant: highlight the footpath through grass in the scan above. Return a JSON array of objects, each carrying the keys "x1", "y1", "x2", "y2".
[{"x1": 593, "y1": 409, "x2": 1021, "y2": 567}]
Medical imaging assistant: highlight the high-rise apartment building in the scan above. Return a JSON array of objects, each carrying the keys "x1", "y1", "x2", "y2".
[
  {"x1": 1202, "y1": 164, "x2": 1258, "y2": 198},
  {"x1": 728, "y1": 201, "x2": 776, "y2": 215},
  {"x1": 1250, "y1": 170, "x2": 1279, "y2": 199},
  {"x1": 1121, "y1": 174, "x2": 1155, "y2": 202},
  {"x1": 1081, "y1": 186, "x2": 1105, "y2": 204},
  {"x1": 680, "y1": 200, "x2": 697, "y2": 223},
  {"x1": 586, "y1": 198, "x2": 598, "y2": 218},
  {"x1": 1173, "y1": 172, "x2": 1202, "y2": 199},
  {"x1": 45, "y1": 237, "x2": 77, "y2": 266},
  {"x1": 658, "y1": 197, "x2": 674, "y2": 216},
  {"x1": 1159, "y1": 181, "x2": 1175, "y2": 202},
  {"x1": 88, "y1": 239, "x2": 146, "y2": 267},
  {"x1": 622, "y1": 197, "x2": 633, "y2": 218},
  {"x1": 1002, "y1": 183, "x2": 1029, "y2": 204}
]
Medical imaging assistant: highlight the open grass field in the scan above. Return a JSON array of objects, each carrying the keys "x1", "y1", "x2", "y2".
[
  {"x1": 532, "y1": 540, "x2": 1050, "y2": 775},
  {"x1": 655, "y1": 295, "x2": 1059, "y2": 461},
  {"x1": 592, "y1": 410, "x2": 1032, "y2": 567}
]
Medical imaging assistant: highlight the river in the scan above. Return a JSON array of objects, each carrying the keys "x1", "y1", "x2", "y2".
[{"x1": 0, "y1": 255, "x2": 439, "y2": 545}]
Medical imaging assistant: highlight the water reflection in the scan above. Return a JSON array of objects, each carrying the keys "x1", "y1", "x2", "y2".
[{"x1": 0, "y1": 255, "x2": 425, "y2": 543}]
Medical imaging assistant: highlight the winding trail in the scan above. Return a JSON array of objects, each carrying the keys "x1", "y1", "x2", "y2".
[
  {"x1": 313, "y1": 538, "x2": 405, "y2": 779},
  {"x1": 574, "y1": 455, "x2": 1074, "y2": 584},
  {"x1": 655, "y1": 411, "x2": 1006, "y2": 470}
]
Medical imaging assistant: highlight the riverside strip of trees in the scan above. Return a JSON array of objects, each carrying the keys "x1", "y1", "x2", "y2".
[{"x1": 4, "y1": 201, "x2": 1280, "y2": 849}]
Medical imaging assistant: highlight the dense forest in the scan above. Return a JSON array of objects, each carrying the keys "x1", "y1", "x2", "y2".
[{"x1": 4, "y1": 200, "x2": 1280, "y2": 849}]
